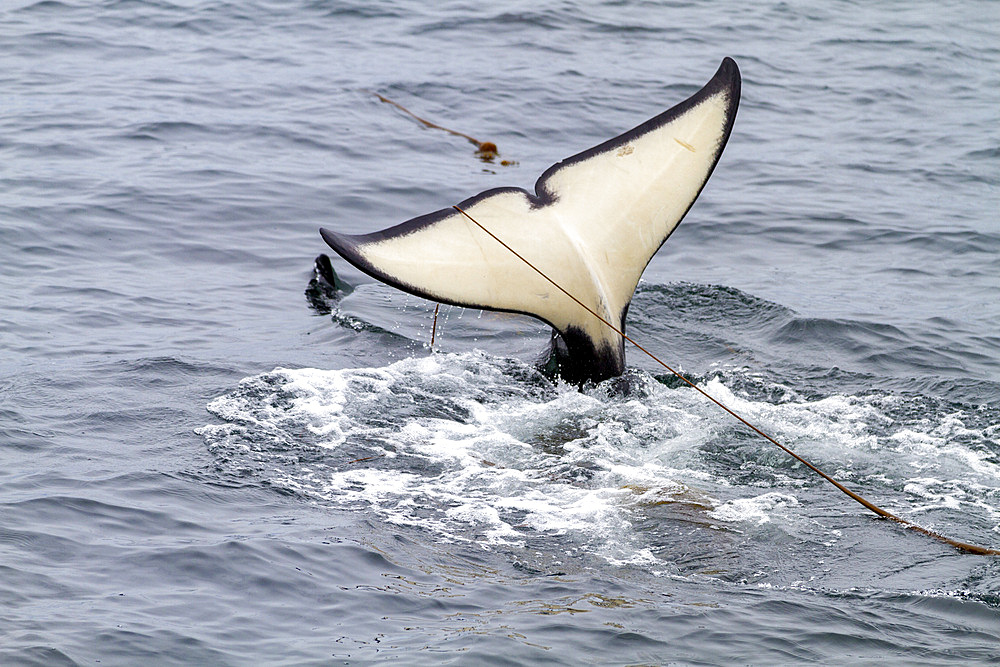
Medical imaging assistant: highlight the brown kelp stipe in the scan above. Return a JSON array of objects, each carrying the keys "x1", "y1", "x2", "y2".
[
  {"x1": 452, "y1": 204, "x2": 998, "y2": 556},
  {"x1": 431, "y1": 303, "x2": 440, "y2": 348},
  {"x1": 369, "y1": 91, "x2": 513, "y2": 164}
]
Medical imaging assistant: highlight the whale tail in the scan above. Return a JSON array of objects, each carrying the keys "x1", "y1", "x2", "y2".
[{"x1": 321, "y1": 58, "x2": 741, "y2": 383}]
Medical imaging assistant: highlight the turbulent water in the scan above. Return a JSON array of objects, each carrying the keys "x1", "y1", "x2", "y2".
[{"x1": 3, "y1": 0, "x2": 1000, "y2": 664}]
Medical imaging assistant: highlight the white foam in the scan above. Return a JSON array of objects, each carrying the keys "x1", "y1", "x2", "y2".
[{"x1": 202, "y1": 352, "x2": 1000, "y2": 565}]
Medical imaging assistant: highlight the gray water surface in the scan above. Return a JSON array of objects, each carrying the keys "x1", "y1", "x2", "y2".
[{"x1": 3, "y1": 1, "x2": 999, "y2": 664}]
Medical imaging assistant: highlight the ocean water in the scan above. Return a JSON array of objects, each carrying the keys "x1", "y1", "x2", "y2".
[{"x1": 3, "y1": 0, "x2": 1000, "y2": 664}]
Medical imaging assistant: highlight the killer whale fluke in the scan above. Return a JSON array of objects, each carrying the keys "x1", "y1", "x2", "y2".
[{"x1": 321, "y1": 58, "x2": 741, "y2": 383}]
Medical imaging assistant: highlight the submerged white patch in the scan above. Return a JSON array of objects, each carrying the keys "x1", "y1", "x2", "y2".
[{"x1": 709, "y1": 492, "x2": 800, "y2": 525}]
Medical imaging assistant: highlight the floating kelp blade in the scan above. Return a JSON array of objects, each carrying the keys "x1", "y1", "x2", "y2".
[{"x1": 370, "y1": 91, "x2": 511, "y2": 163}]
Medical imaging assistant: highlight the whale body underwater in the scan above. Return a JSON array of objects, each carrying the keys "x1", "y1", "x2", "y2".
[{"x1": 321, "y1": 58, "x2": 741, "y2": 384}]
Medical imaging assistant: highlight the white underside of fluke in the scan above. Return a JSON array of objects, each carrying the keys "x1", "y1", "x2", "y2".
[{"x1": 322, "y1": 58, "x2": 740, "y2": 377}]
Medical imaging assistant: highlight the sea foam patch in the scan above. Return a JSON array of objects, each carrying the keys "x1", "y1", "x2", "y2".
[{"x1": 200, "y1": 352, "x2": 1000, "y2": 565}]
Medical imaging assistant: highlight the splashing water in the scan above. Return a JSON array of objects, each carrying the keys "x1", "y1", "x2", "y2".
[{"x1": 200, "y1": 351, "x2": 1000, "y2": 573}]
